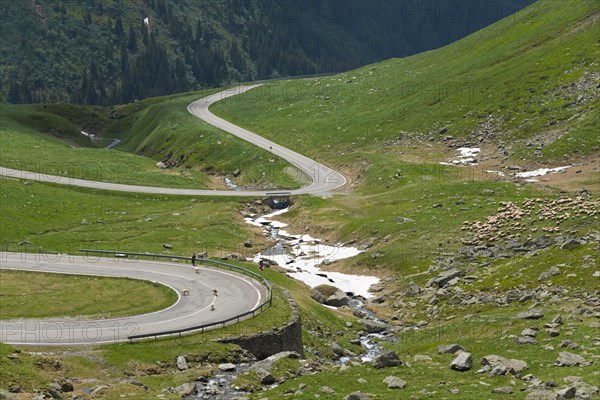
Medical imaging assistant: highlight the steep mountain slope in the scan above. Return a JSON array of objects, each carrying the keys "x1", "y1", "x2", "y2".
[
  {"x1": 0, "y1": 0, "x2": 533, "y2": 105},
  {"x1": 212, "y1": 0, "x2": 599, "y2": 172}
]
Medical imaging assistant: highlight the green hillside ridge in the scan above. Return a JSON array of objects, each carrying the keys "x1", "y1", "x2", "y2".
[
  {"x1": 0, "y1": 91, "x2": 300, "y2": 189},
  {"x1": 212, "y1": 0, "x2": 599, "y2": 169}
]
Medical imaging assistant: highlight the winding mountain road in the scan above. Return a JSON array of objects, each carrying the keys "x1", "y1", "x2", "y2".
[
  {"x1": 0, "y1": 85, "x2": 347, "y2": 197},
  {"x1": 0, "y1": 252, "x2": 268, "y2": 345}
]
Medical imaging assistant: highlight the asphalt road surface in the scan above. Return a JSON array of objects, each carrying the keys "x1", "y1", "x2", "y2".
[
  {"x1": 0, "y1": 85, "x2": 347, "y2": 197},
  {"x1": 0, "y1": 252, "x2": 269, "y2": 345}
]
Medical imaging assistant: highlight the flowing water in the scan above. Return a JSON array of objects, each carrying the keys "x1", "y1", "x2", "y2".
[{"x1": 191, "y1": 208, "x2": 391, "y2": 399}]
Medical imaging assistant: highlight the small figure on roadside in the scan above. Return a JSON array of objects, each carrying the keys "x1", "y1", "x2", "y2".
[
  {"x1": 259, "y1": 259, "x2": 265, "y2": 271},
  {"x1": 194, "y1": 267, "x2": 200, "y2": 274},
  {"x1": 191, "y1": 252, "x2": 197, "y2": 266},
  {"x1": 213, "y1": 289, "x2": 218, "y2": 297},
  {"x1": 210, "y1": 304, "x2": 215, "y2": 311}
]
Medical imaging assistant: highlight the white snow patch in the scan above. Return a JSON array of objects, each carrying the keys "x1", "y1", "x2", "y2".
[
  {"x1": 247, "y1": 209, "x2": 379, "y2": 298},
  {"x1": 440, "y1": 147, "x2": 480, "y2": 165},
  {"x1": 484, "y1": 170, "x2": 506, "y2": 177},
  {"x1": 458, "y1": 147, "x2": 480, "y2": 158},
  {"x1": 515, "y1": 166, "x2": 571, "y2": 178}
]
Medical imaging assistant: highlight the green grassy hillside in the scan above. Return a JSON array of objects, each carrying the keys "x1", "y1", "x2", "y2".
[
  {"x1": 212, "y1": 0, "x2": 599, "y2": 169},
  {"x1": 0, "y1": 91, "x2": 299, "y2": 189}
]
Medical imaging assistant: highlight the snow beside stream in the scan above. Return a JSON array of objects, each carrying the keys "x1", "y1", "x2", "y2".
[{"x1": 246, "y1": 209, "x2": 379, "y2": 299}]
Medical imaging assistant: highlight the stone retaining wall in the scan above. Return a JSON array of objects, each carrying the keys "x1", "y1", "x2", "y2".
[{"x1": 218, "y1": 288, "x2": 303, "y2": 360}]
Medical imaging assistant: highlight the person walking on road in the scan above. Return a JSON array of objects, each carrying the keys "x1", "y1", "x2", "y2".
[{"x1": 191, "y1": 252, "x2": 197, "y2": 266}]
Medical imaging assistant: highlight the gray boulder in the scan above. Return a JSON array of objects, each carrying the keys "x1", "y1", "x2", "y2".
[
  {"x1": 218, "y1": 363, "x2": 236, "y2": 372},
  {"x1": 320, "y1": 386, "x2": 336, "y2": 394},
  {"x1": 481, "y1": 355, "x2": 528, "y2": 374},
  {"x1": 174, "y1": 383, "x2": 196, "y2": 396},
  {"x1": 539, "y1": 266, "x2": 561, "y2": 281},
  {"x1": 176, "y1": 356, "x2": 188, "y2": 371},
  {"x1": 560, "y1": 238, "x2": 580, "y2": 250},
  {"x1": 556, "y1": 352, "x2": 586, "y2": 367},
  {"x1": 526, "y1": 390, "x2": 559, "y2": 400},
  {"x1": 405, "y1": 282, "x2": 421, "y2": 297},
  {"x1": 432, "y1": 269, "x2": 465, "y2": 288},
  {"x1": 438, "y1": 344, "x2": 464, "y2": 354},
  {"x1": 450, "y1": 352, "x2": 472, "y2": 371},
  {"x1": 383, "y1": 376, "x2": 407, "y2": 389},
  {"x1": 255, "y1": 368, "x2": 275, "y2": 385},
  {"x1": 358, "y1": 319, "x2": 388, "y2": 333},
  {"x1": 492, "y1": 386, "x2": 513, "y2": 394},
  {"x1": 372, "y1": 350, "x2": 402, "y2": 368},
  {"x1": 515, "y1": 336, "x2": 538, "y2": 345},
  {"x1": 311, "y1": 285, "x2": 349, "y2": 307},
  {"x1": 522, "y1": 328, "x2": 538, "y2": 337},
  {"x1": 556, "y1": 387, "x2": 576, "y2": 399},
  {"x1": 343, "y1": 391, "x2": 371, "y2": 400}
]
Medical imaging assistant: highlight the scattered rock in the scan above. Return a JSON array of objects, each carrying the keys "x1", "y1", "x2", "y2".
[
  {"x1": 60, "y1": 382, "x2": 74, "y2": 392},
  {"x1": 176, "y1": 356, "x2": 188, "y2": 371},
  {"x1": 383, "y1": 376, "x2": 407, "y2": 389},
  {"x1": 343, "y1": 391, "x2": 371, "y2": 400},
  {"x1": 556, "y1": 352, "x2": 586, "y2": 367},
  {"x1": 515, "y1": 336, "x2": 538, "y2": 345},
  {"x1": 560, "y1": 239, "x2": 581, "y2": 250},
  {"x1": 45, "y1": 389, "x2": 62, "y2": 399},
  {"x1": 244, "y1": 239, "x2": 253, "y2": 248},
  {"x1": 526, "y1": 390, "x2": 559, "y2": 400},
  {"x1": 492, "y1": 386, "x2": 513, "y2": 394},
  {"x1": 522, "y1": 328, "x2": 538, "y2": 337},
  {"x1": 438, "y1": 344, "x2": 464, "y2": 354},
  {"x1": 358, "y1": 319, "x2": 388, "y2": 333},
  {"x1": 156, "y1": 161, "x2": 167, "y2": 169},
  {"x1": 451, "y1": 352, "x2": 472, "y2": 371},
  {"x1": 162, "y1": 243, "x2": 173, "y2": 249},
  {"x1": 249, "y1": 351, "x2": 300, "y2": 373},
  {"x1": 547, "y1": 328, "x2": 560, "y2": 337},
  {"x1": 517, "y1": 309, "x2": 545, "y2": 320},
  {"x1": 174, "y1": 383, "x2": 196, "y2": 396},
  {"x1": 556, "y1": 387, "x2": 576, "y2": 399},
  {"x1": 431, "y1": 269, "x2": 465, "y2": 288},
  {"x1": 0, "y1": 389, "x2": 17, "y2": 399},
  {"x1": 320, "y1": 386, "x2": 336, "y2": 394},
  {"x1": 405, "y1": 282, "x2": 421, "y2": 296},
  {"x1": 218, "y1": 363, "x2": 236, "y2": 372},
  {"x1": 372, "y1": 350, "x2": 402, "y2": 368},
  {"x1": 559, "y1": 340, "x2": 579, "y2": 349},
  {"x1": 481, "y1": 355, "x2": 528, "y2": 375},
  {"x1": 539, "y1": 266, "x2": 561, "y2": 281},
  {"x1": 255, "y1": 368, "x2": 275, "y2": 385},
  {"x1": 368, "y1": 284, "x2": 383, "y2": 293}
]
